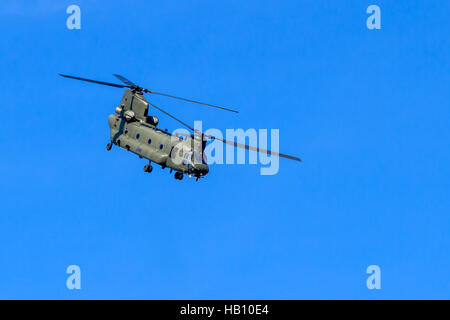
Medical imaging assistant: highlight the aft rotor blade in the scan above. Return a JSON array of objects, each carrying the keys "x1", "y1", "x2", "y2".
[
  {"x1": 113, "y1": 74, "x2": 137, "y2": 88},
  {"x1": 148, "y1": 102, "x2": 195, "y2": 132},
  {"x1": 59, "y1": 74, "x2": 128, "y2": 89},
  {"x1": 204, "y1": 135, "x2": 302, "y2": 162},
  {"x1": 146, "y1": 90, "x2": 239, "y2": 114},
  {"x1": 162, "y1": 111, "x2": 301, "y2": 162}
]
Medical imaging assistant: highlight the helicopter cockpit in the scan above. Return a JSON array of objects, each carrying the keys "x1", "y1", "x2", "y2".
[
  {"x1": 192, "y1": 150, "x2": 208, "y2": 165},
  {"x1": 185, "y1": 151, "x2": 209, "y2": 176}
]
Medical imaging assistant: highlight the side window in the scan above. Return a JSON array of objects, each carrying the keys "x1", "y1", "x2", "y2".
[
  {"x1": 159, "y1": 144, "x2": 163, "y2": 150},
  {"x1": 136, "y1": 133, "x2": 140, "y2": 140},
  {"x1": 148, "y1": 139, "x2": 152, "y2": 145}
]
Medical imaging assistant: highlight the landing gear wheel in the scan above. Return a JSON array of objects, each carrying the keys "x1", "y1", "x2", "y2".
[
  {"x1": 106, "y1": 143, "x2": 112, "y2": 151},
  {"x1": 174, "y1": 172, "x2": 184, "y2": 180},
  {"x1": 144, "y1": 165, "x2": 153, "y2": 173}
]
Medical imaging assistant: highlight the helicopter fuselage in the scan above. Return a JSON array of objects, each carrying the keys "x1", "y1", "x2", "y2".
[
  {"x1": 106, "y1": 89, "x2": 209, "y2": 180},
  {"x1": 108, "y1": 114, "x2": 208, "y2": 178}
]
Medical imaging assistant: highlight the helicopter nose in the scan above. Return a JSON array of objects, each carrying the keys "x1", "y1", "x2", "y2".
[{"x1": 195, "y1": 164, "x2": 209, "y2": 176}]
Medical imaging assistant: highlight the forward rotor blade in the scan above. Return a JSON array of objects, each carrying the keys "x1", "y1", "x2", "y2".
[
  {"x1": 204, "y1": 135, "x2": 302, "y2": 162},
  {"x1": 113, "y1": 74, "x2": 137, "y2": 88},
  {"x1": 149, "y1": 103, "x2": 301, "y2": 161},
  {"x1": 59, "y1": 74, "x2": 128, "y2": 89},
  {"x1": 148, "y1": 102, "x2": 195, "y2": 132},
  {"x1": 147, "y1": 91, "x2": 239, "y2": 114}
]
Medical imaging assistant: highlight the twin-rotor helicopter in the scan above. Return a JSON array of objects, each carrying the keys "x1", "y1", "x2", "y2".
[{"x1": 60, "y1": 74, "x2": 301, "y2": 181}]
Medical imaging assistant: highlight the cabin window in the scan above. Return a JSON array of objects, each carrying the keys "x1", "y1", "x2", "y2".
[
  {"x1": 159, "y1": 144, "x2": 163, "y2": 150},
  {"x1": 148, "y1": 139, "x2": 152, "y2": 145},
  {"x1": 136, "y1": 133, "x2": 140, "y2": 139}
]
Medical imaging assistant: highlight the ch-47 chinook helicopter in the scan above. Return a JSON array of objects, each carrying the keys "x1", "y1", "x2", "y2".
[{"x1": 60, "y1": 74, "x2": 301, "y2": 181}]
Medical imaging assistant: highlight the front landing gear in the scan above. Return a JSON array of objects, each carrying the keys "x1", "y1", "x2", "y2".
[
  {"x1": 174, "y1": 172, "x2": 184, "y2": 180},
  {"x1": 144, "y1": 164, "x2": 153, "y2": 173},
  {"x1": 106, "y1": 143, "x2": 112, "y2": 151}
]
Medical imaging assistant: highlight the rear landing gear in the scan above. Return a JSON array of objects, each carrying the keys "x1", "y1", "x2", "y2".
[
  {"x1": 144, "y1": 164, "x2": 153, "y2": 173},
  {"x1": 106, "y1": 143, "x2": 112, "y2": 151},
  {"x1": 174, "y1": 172, "x2": 184, "y2": 180}
]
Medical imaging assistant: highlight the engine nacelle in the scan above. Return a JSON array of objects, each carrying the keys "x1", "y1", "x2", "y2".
[{"x1": 124, "y1": 110, "x2": 135, "y2": 122}]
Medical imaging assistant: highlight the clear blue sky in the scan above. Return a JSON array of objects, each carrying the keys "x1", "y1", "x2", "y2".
[{"x1": 0, "y1": 0, "x2": 448, "y2": 299}]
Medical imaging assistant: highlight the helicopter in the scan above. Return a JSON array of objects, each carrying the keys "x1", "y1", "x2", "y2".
[{"x1": 59, "y1": 74, "x2": 301, "y2": 181}]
